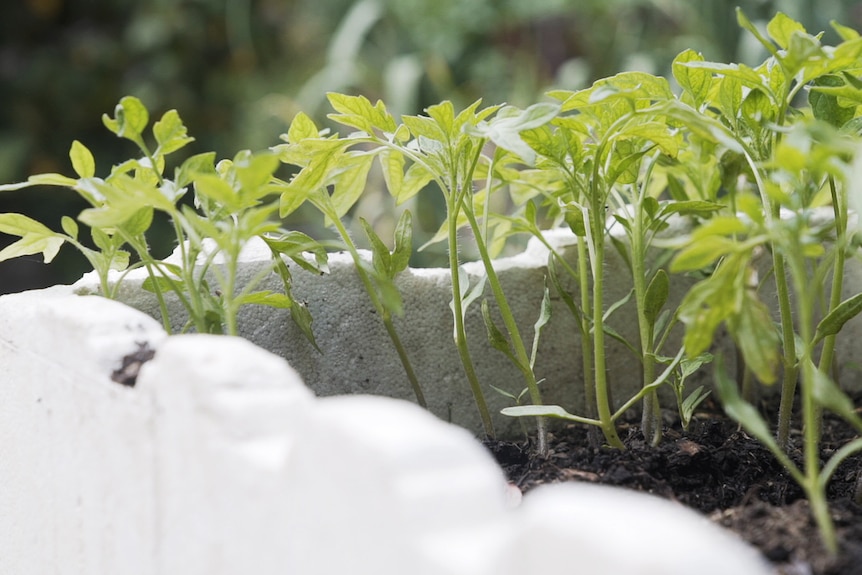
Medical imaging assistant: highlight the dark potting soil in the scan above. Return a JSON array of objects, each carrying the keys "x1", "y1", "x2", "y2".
[{"x1": 485, "y1": 397, "x2": 862, "y2": 575}]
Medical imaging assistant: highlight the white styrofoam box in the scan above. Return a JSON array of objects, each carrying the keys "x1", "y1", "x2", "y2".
[
  {"x1": 282, "y1": 395, "x2": 512, "y2": 575},
  {"x1": 494, "y1": 482, "x2": 773, "y2": 575},
  {"x1": 0, "y1": 291, "x2": 773, "y2": 575},
  {"x1": 71, "y1": 221, "x2": 747, "y2": 436},
  {"x1": 135, "y1": 334, "x2": 315, "y2": 575},
  {"x1": 0, "y1": 287, "x2": 167, "y2": 575}
]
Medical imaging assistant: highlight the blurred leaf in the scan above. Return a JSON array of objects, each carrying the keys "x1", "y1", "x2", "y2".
[
  {"x1": 70, "y1": 140, "x2": 96, "y2": 179},
  {"x1": 0, "y1": 213, "x2": 65, "y2": 263},
  {"x1": 103, "y1": 96, "x2": 149, "y2": 143},
  {"x1": 644, "y1": 269, "x2": 669, "y2": 327},
  {"x1": 814, "y1": 292, "x2": 862, "y2": 345},
  {"x1": 153, "y1": 110, "x2": 194, "y2": 156}
]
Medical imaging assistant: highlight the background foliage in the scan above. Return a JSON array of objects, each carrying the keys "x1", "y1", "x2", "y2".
[{"x1": 1, "y1": 0, "x2": 859, "y2": 292}]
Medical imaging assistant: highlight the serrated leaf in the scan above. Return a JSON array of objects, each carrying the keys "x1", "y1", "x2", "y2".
[
  {"x1": 0, "y1": 213, "x2": 65, "y2": 263},
  {"x1": 124, "y1": 207, "x2": 154, "y2": 236},
  {"x1": 153, "y1": 109, "x2": 194, "y2": 156},
  {"x1": 379, "y1": 149, "x2": 404, "y2": 198},
  {"x1": 327, "y1": 92, "x2": 396, "y2": 134}
]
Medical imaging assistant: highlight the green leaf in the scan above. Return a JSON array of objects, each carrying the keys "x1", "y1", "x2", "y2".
[
  {"x1": 766, "y1": 12, "x2": 807, "y2": 50},
  {"x1": 0, "y1": 213, "x2": 66, "y2": 263},
  {"x1": 103, "y1": 96, "x2": 149, "y2": 142},
  {"x1": 644, "y1": 269, "x2": 669, "y2": 326},
  {"x1": 396, "y1": 161, "x2": 434, "y2": 204},
  {"x1": 234, "y1": 151, "x2": 280, "y2": 198},
  {"x1": 814, "y1": 292, "x2": 862, "y2": 345},
  {"x1": 153, "y1": 109, "x2": 194, "y2": 156},
  {"x1": 482, "y1": 299, "x2": 515, "y2": 360},
  {"x1": 673, "y1": 49, "x2": 711, "y2": 107},
  {"x1": 811, "y1": 364, "x2": 862, "y2": 433},
  {"x1": 728, "y1": 290, "x2": 780, "y2": 385},
  {"x1": 832, "y1": 20, "x2": 860, "y2": 41},
  {"x1": 671, "y1": 235, "x2": 737, "y2": 272},
  {"x1": 60, "y1": 216, "x2": 78, "y2": 239},
  {"x1": 810, "y1": 75, "x2": 857, "y2": 128},
  {"x1": 391, "y1": 209, "x2": 413, "y2": 274},
  {"x1": 70, "y1": 140, "x2": 96, "y2": 179},
  {"x1": 736, "y1": 8, "x2": 779, "y2": 59},
  {"x1": 657, "y1": 200, "x2": 724, "y2": 219},
  {"x1": 123, "y1": 207, "x2": 154, "y2": 237},
  {"x1": 360, "y1": 217, "x2": 393, "y2": 277},
  {"x1": 194, "y1": 175, "x2": 241, "y2": 212},
  {"x1": 286, "y1": 112, "x2": 320, "y2": 143},
  {"x1": 329, "y1": 152, "x2": 374, "y2": 220},
  {"x1": 30, "y1": 173, "x2": 79, "y2": 188},
  {"x1": 176, "y1": 152, "x2": 217, "y2": 188},
  {"x1": 237, "y1": 291, "x2": 295, "y2": 309},
  {"x1": 530, "y1": 280, "x2": 552, "y2": 370},
  {"x1": 327, "y1": 92, "x2": 396, "y2": 134},
  {"x1": 501, "y1": 404, "x2": 598, "y2": 426}
]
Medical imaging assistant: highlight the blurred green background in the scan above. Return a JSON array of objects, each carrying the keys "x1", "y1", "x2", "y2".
[{"x1": 1, "y1": 0, "x2": 858, "y2": 293}]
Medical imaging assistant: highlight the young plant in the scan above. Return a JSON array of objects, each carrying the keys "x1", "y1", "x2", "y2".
[
  {"x1": 275, "y1": 95, "x2": 559, "y2": 449},
  {"x1": 0, "y1": 96, "x2": 324, "y2": 340},
  {"x1": 670, "y1": 12, "x2": 862, "y2": 553},
  {"x1": 502, "y1": 71, "x2": 700, "y2": 448}
]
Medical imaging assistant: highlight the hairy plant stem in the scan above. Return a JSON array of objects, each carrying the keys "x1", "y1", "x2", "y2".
[
  {"x1": 817, "y1": 177, "x2": 846, "y2": 383},
  {"x1": 447, "y1": 185, "x2": 495, "y2": 438},
  {"x1": 461, "y1": 192, "x2": 547, "y2": 454},
  {"x1": 577, "y1": 239, "x2": 599, "y2": 445},
  {"x1": 630, "y1": 193, "x2": 661, "y2": 446},
  {"x1": 786, "y1": 242, "x2": 837, "y2": 554},
  {"x1": 744, "y1": 144, "x2": 798, "y2": 448},
  {"x1": 585, "y1": 178, "x2": 625, "y2": 449}
]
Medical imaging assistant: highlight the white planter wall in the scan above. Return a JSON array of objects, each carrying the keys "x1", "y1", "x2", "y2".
[
  {"x1": 71, "y1": 221, "x2": 862, "y2": 436},
  {"x1": 0, "y1": 290, "x2": 773, "y2": 575}
]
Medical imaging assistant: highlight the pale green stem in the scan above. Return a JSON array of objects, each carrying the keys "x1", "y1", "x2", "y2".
[{"x1": 461, "y1": 192, "x2": 546, "y2": 453}]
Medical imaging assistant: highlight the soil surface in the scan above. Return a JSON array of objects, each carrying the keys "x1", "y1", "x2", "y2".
[{"x1": 486, "y1": 397, "x2": 862, "y2": 575}]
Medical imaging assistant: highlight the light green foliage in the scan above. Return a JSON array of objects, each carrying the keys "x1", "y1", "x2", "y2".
[
  {"x1": 4, "y1": 9, "x2": 862, "y2": 553},
  {"x1": 0, "y1": 97, "x2": 324, "y2": 341}
]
